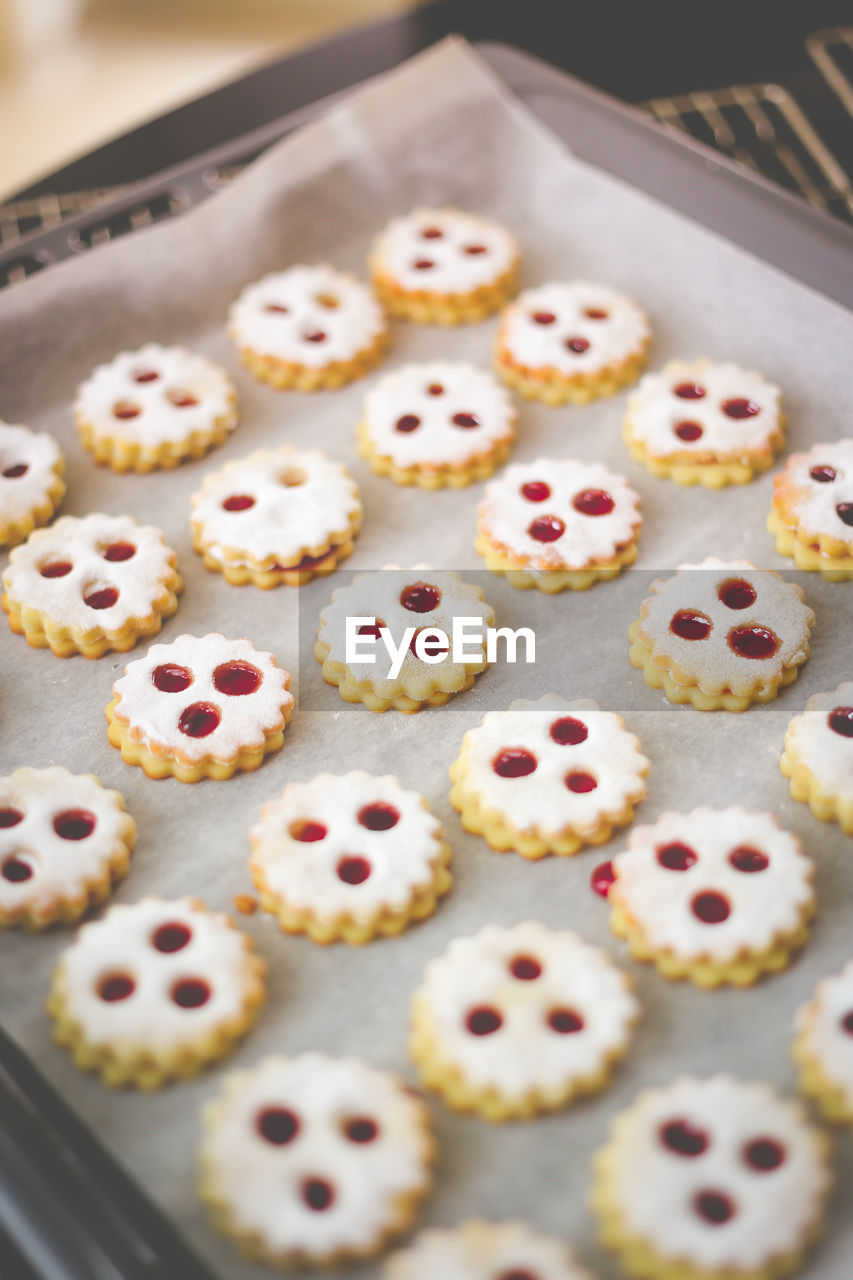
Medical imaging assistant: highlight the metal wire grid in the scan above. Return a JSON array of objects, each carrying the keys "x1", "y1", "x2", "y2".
[{"x1": 808, "y1": 25, "x2": 853, "y2": 117}]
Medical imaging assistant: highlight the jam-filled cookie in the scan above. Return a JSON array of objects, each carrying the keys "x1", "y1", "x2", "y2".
[
  {"x1": 106, "y1": 633, "x2": 294, "y2": 782},
  {"x1": 48, "y1": 896, "x2": 266, "y2": 1088},
  {"x1": 768, "y1": 439, "x2": 853, "y2": 579},
  {"x1": 2, "y1": 513, "x2": 182, "y2": 658},
  {"x1": 191, "y1": 446, "x2": 361, "y2": 587},
  {"x1": 199, "y1": 1053, "x2": 435, "y2": 1268},
  {"x1": 476, "y1": 457, "x2": 641, "y2": 591},
  {"x1": 250, "y1": 771, "x2": 452, "y2": 943},
  {"x1": 358, "y1": 361, "x2": 516, "y2": 489},
  {"x1": 450, "y1": 696, "x2": 648, "y2": 859},
  {"x1": 315, "y1": 567, "x2": 494, "y2": 713},
  {"x1": 228, "y1": 265, "x2": 388, "y2": 390},
  {"x1": 0, "y1": 422, "x2": 65, "y2": 547},
  {"x1": 608, "y1": 807, "x2": 814, "y2": 987},
  {"x1": 780, "y1": 683, "x2": 853, "y2": 834},
  {"x1": 369, "y1": 208, "x2": 520, "y2": 325},
  {"x1": 410, "y1": 921, "x2": 638, "y2": 1121},
  {"x1": 628, "y1": 557, "x2": 813, "y2": 711},
  {"x1": 794, "y1": 959, "x2": 853, "y2": 1125},
  {"x1": 624, "y1": 359, "x2": 784, "y2": 487},
  {"x1": 592, "y1": 1076, "x2": 831, "y2": 1280},
  {"x1": 0, "y1": 767, "x2": 135, "y2": 930},
  {"x1": 382, "y1": 1220, "x2": 593, "y2": 1280},
  {"x1": 494, "y1": 281, "x2": 650, "y2": 405},
  {"x1": 74, "y1": 344, "x2": 237, "y2": 472}
]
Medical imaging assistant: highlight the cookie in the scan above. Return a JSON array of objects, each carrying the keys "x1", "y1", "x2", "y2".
[
  {"x1": 780, "y1": 683, "x2": 853, "y2": 834},
  {"x1": 47, "y1": 896, "x2": 266, "y2": 1088},
  {"x1": 628, "y1": 557, "x2": 814, "y2": 711},
  {"x1": 410, "y1": 921, "x2": 638, "y2": 1121},
  {"x1": 369, "y1": 207, "x2": 520, "y2": 324},
  {"x1": 592, "y1": 1076, "x2": 831, "y2": 1280},
  {"x1": 0, "y1": 422, "x2": 65, "y2": 546},
  {"x1": 2, "y1": 513, "x2": 183, "y2": 658},
  {"x1": 228, "y1": 265, "x2": 388, "y2": 390},
  {"x1": 794, "y1": 959, "x2": 853, "y2": 1125},
  {"x1": 358, "y1": 361, "x2": 516, "y2": 489},
  {"x1": 476, "y1": 457, "x2": 641, "y2": 592},
  {"x1": 74, "y1": 344, "x2": 237, "y2": 472},
  {"x1": 315, "y1": 567, "x2": 494, "y2": 713},
  {"x1": 768, "y1": 440, "x2": 853, "y2": 579},
  {"x1": 191, "y1": 446, "x2": 361, "y2": 587},
  {"x1": 199, "y1": 1053, "x2": 435, "y2": 1268},
  {"x1": 608, "y1": 807, "x2": 814, "y2": 987},
  {"x1": 449, "y1": 696, "x2": 649, "y2": 859},
  {"x1": 382, "y1": 1220, "x2": 593, "y2": 1280},
  {"x1": 106, "y1": 632, "x2": 294, "y2": 782},
  {"x1": 624, "y1": 359, "x2": 785, "y2": 487},
  {"x1": 0, "y1": 767, "x2": 135, "y2": 929},
  {"x1": 494, "y1": 281, "x2": 650, "y2": 405}
]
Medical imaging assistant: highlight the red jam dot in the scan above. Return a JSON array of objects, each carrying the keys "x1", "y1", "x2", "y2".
[
  {"x1": 40, "y1": 561, "x2": 72, "y2": 578},
  {"x1": 550, "y1": 717, "x2": 588, "y2": 746},
  {"x1": 573, "y1": 488, "x2": 614, "y2": 517},
  {"x1": 691, "y1": 891, "x2": 731, "y2": 924},
  {"x1": 565, "y1": 337, "x2": 590, "y2": 354},
  {"x1": 585, "y1": 307, "x2": 609, "y2": 319},
  {"x1": 344, "y1": 1117, "x2": 378, "y2": 1143},
  {"x1": 493, "y1": 748, "x2": 537, "y2": 778},
  {"x1": 674, "y1": 382, "x2": 706, "y2": 400},
  {"x1": 464, "y1": 244, "x2": 487, "y2": 255},
  {"x1": 670, "y1": 610, "x2": 712, "y2": 641},
  {"x1": 290, "y1": 820, "x2": 327, "y2": 843},
  {"x1": 213, "y1": 662, "x2": 261, "y2": 696},
  {"x1": 531, "y1": 311, "x2": 556, "y2": 325},
  {"x1": 102, "y1": 542, "x2": 136, "y2": 562},
  {"x1": 729, "y1": 846, "x2": 769, "y2": 873},
  {"x1": 694, "y1": 1190, "x2": 736, "y2": 1225},
  {"x1": 178, "y1": 703, "x2": 221, "y2": 739},
  {"x1": 304, "y1": 330, "x2": 327, "y2": 343},
  {"x1": 828, "y1": 706, "x2": 853, "y2": 738},
  {"x1": 152, "y1": 664, "x2": 192, "y2": 693},
  {"x1": 84, "y1": 587, "x2": 118, "y2": 610},
  {"x1": 409, "y1": 628, "x2": 449, "y2": 659},
  {"x1": 98, "y1": 974, "x2": 135, "y2": 1002},
  {"x1": 413, "y1": 259, "x2": 434, "y2": 270},
  {"x1": 809, "y1": 465, "x2": 836, "y2": 483},
  {"x1": 675, "y1": 421, "x2": 703, "y2": 442},
  {"x1": 451, "y1": 412, "x2": 480, "y2": 429},
  {"x1": 0, "y1": 809, "x2": 23, "y2": 828},
  {"x1": 113, "y1": 401, "x2": 140, "y2": 419},
  {"x1": 167, "y1": 391, "x2": 198, "y2": 408},
  {"x1": 657, "y1": 842, "x2": 698, "y2": 871},
  {"x1": 302, "y1": 1179, "x2": 334, "y2": 1212},
  {"x1": 337, "y1": 856, "x2": 372, "y2": 885},
  {"x1": 133, "y1": 369, "x2": 159, "y2": 382},
  {"x1": 171, "y1": 979, "x2": 210, "y2": 1009},
  {"x1": 427, "y1": 383, "x2": 444, "y2": 396},
  {"x1": 743, "y1": 1138, "x2": 786, "y2": 1171},
  {"x1": 400, "y1": 582, "x2": 440, "y2": 612},
  {"x1": 591, "y1": 860, "x2": 616, "y2": 898},
  {"x1": 265, "y1": 303, "x2": 289, "y2": 314},
  {"x1": 718, "y1": 578, "x2": 756, "y2": 610},
  {"x1": 521, "y1": 481, "x2": 550, "y2": 502},
  {"x1": 548, "y1": 1008, "x2": 584, "y2": 1034},
  {"x1": 1, "y1": 856, "x2": 32, "y2": 883},
  {"x1": 395, "y1": 414, "x2": 420, "y2": 433},
  {"x1": 357, "y1": 619, "x2": 385, "y2": 639},
  {"x1": 357, "y1": 803, "x2": 399, "y2": 831},
  {"x1": 566, "y1": 771, "x2": 597, "y2": 794},
  {"x1": 466, "y1": 1006, "x2": 503, "y2": 1036},
  {"x1": 660, "y1": 1119, "x2": 709, "y2": 1157},
  {"x1": 728, "y1": 625, "x2": 779, "y2": 660},
  {"x1": 722, "y1": 398, "x2": 759, "y2": 419},
  {"x1": 152, "y1": 922, "x2": 192, "y2": 953},
  {"x1": 837, "y1": 503, "x2": 853, "y2": 527},
  {"x1": 421, "y1": 227, "x2": 443, "y2": 239},
  {"x1": 840, "y1": 1011, "x2": 853, "y2": 1036},
  {"x1": 222, "y1": 494, "x2": 255, "y2": 512},
  {"x1": 528, "y1": 515, "x2": 565, "y2": 543},
  {"x1": 510, "y1": 955, "x2": 542, "y2": 981},
  {"x1": 2, "y1": 463, "x2": 28, "y2": 478},
  {"x1": 257, "y1": 1107, "x2": 299, "y2": 1145},
  {"x1": 500, "y1": 1272, "x2": 538, "y2": 1280},
  {"x1": 53, "y1": 810, "x2": 95, "y2": 840}
]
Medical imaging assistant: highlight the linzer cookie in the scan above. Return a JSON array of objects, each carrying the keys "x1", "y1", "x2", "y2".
[
  {"x1": 592, "y1": 1076, "x2": 831, "y2": 1280},
  {"x1": 624, "y1": 359, "x2": 784, "y2": 487},
  {"x1": 106, "y1": 633, "x2": 294, "y2": 782},
  {"x1": 494, "y1": 281, "x2": 650, "y2": 405},
  {"x1": 2, "y1": 513, "x2": 182, "y2": 658},
  {"x1": 410, "y1": 921, "x2": 638, "y2": 1121},
  {"x1": 794, "y1": 959, "x2": 853, "y2": 1125},
  {"x1": 191, "y1": 446, "x2": 361, "y2": 587},
  {"x1": 608, "y1": 807, "x2": 814, "y2": 987},
  {"x1": 768, "y1": 439, "x2": 853, "y2": 579},
  {"x1": 228, "y1": 265, "x2": 388, "y2": 390},
  {"x1": 48, "y1": 897, "x2": 266, "y2": 1088},
  {"x1": 383, "y1": 1221, "x2": 594, "y2": 1280},
  {"x1": 358, "y1": 361, "x2": 516, "y2": 489},
  {"x1": 449, "y1": 696, "x2": 649, "y2": 859},
  {"x1": 628, "y1": 557, "x2": 813, "y2": 711},
  {"x1": 250, "y1": 771, "x2": 452, "y2": 943},
  {"x1": 369, "y1": 207, "x2": 520, "y2": 324},
  {"x1": 199, "y1": 1053, "x2": 435, "y2": 1268},
  {"x1": 0, "y1": 767, "x2": 135, "y2": 930},
  {"x1": 0, "y1": 422, "x2": 65, "y2": 546},
  {"x1": 315, "y1": 568, "x2": 494, "y2": 713},
  {"x1": 74, "y1": 344, "x2": 237, "y2": 472},
  {"x1": 476, "y1": 457, "x2": 641, "y2": 591},
  {"x1": 781, "y1": 683, "x2": 853, "y2": 834}
]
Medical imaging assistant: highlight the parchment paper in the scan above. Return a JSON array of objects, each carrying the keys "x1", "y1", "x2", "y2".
[{"x1": 0, "y1": 37, "x2": 852, "y2": 1278}]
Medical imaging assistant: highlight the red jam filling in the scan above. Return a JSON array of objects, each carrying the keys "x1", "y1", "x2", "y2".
[
  {"x1": 743, "y1": 1138, "x2": 786, "y2": 1171},
  {"x1": 395, "y1": 414, "x2": 420, "y2": 432},
  {"x1": 304, "y1": 330, "x2": 327, "y2": 343},
  {"x1": 152, "y1": 664, "x2": 192, "y2": 693},
  {"x1": 178, "y1": 703, "x2": 221, "y2": 738},
  {"x1": 590, "y1": 859, "x2": 615, "y2": 898},
  {"x1": 510, "y1": 955, "x2": 542, "y2": 981},
  {"x1": 133, "y1": 369, "x2": 160, "y2": 382},
  {"x1": 0, "y1": 808, "x2": 23, "y2": 828},
  {"x1": 337, "y1": 856, "x2": 371, "y2": 885},
  {"x1": 548, "y1": 1007, "x2": 584, "y2": 1034},
  {"x1": 290, "y1": 820, "x2": 327, "y2": 843},
  {"x1": 1, "y1": 856, "x2": 32, "y2": 883},
  {"x1": 500, "y1": 1271, "x2": 538, "y2": 1280},
  {"x1": 222, "y1": 494, "x2": 255, "y2": 512},
  {"x1": 674, "y1": 421, "x2": 703, "y2": 442},
  {"x1": 302, "y1": 1179, "x2": 334, "y2": 1211},
  {"x1": 531, "y1": 311, "x2": 556, "y2": 325},
  {"x1": 565, "y1": 337, "x2": 590, "y2": 354},
  {"x1": 257, "y1": 1107, "x2": 299, "y2": 1145},
  {"x1": 840, "y1": 1011, "x2": 853, "y2": 1036},
  {"x1": 427, "y1": 383, "x2": 444, "y2": 396},
  {"x1": 409, "y1": 628, "x2": 447, "y2": 658},
  {"x1": 565, "y1": 771, "x2": 597, "y2": 794},
  {"x1": 98, "y1": 974, "x2": 135, "y2": 1002},
  {"x1": 694, "y1": 1190, "x2": 736, "y2": 1225},
  {"x1": 660, "y1": 1119, "x2": 709, "y2": 1157},
  {"x1": 451, "y1": 412, "x2": 480, "y2": 428},
  {"x1": 213, "y1": 661, "x2": 261, "y2": 696},
  {"x1": 171, "y1": 978, "x2": 210, "y2": 1009},
  {"x1": 357, "y1": 803, "x2": 399, "y2": 831},
  {"x1": 728, "y1": 625, "x2": 779, "y2": 660},
  {"x1": 492, "y1": 748, "x2": 537, "y2": 778},
  {"x1": 521, "y1": 481, "x2": 550, "y2": 502},
  {"x1": 344, "y1": 1117, "x2": 378, "y2": 1143},
  {"x1": 264, "y1": 303, "x2": 289, "y2": 314},
  {"x1": 674, "y1": 382, "x2": 706, "y2": 399},
  {"x1": 550, "y1": 716, "x2": 588, "y2": 745},
  {"x1": 729, "y1": 846, "x2": 769, "y2": 873},
  {"x1": 102, "y1": 542, "x2": 136, "y2": 562},
  {"x1": 691, "y1": 890, "x2": 731, "y2": 924},
  {"x1": 357, "y1": 619, "x2": 385, "y2": 639},
  {"x1": 167, "y1": 391, "x2": 198, "y2": 408},
  {"x1": 466, "y1": 1006, "x2": 503, "y2": 1036},
  {"x1": 828, "y1": 706, "x2": 853, "y2": 737},
  {"x1": 53, "y1": 810, "x2": 95, "y2": 840},
  {"x1": 527, "y1": 515, "x2": 565, "y2": 543},
  {"x1": 464, "y1": 244, "x2": 487, "y2": 255},
  {"x1": 2, "y1": 463, "x2": 27, "y2": 478},
  {"x1": 84, "y1": 587, "x2": 118, "y2": 610},
  {"x1": 584, "y1": 307, "x2": 609, "y2": 320},
  {"x1": 421, "y1": 227, "x2": 443, "y2": 239},
  {"x1": 722, "y1": 397, "x2": 759, "y2": 419},
  {"x1": 152, "y1": 922, "x2": 192, "y2": 953},
  {"x1": 657, "y1": 842, "x2": 698, "y2": 871},
  {"x1": 572, "y1": 488, "x2": 614, "y2": 516},
  {"x1": 413, "y1": 259, "x2": 434, "y2": 270},
  {"x1": 113, "y1": 401, "x2": 140, "y2": 419},
  {"x1": 718, "y1": 578, "x2": 756, "y2": 609},
  {"x1": 670, "y1": 610, "x2": 712, "y2": 641},
  {"x1": 40, "y1": 561, "x2": 72, "y2": 578},
  {"x1": 400, "y1": 582, "x2": 440, "y2": 612},
  {"x1": 809, "y1": 464, "x2": 836, "y2": 483},
  {"x1": 837, "y1": 502, "x2": 853, "y2": 526}
]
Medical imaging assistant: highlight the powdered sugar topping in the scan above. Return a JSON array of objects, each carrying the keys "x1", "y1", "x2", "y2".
[
  {"x1": 0, "y1": 422, "x2": 62, "y2": 524},
  {"x1": 499, "y1": 281, "x2": 649, "y2": 376},
  {"x1": 372, "y1": 208, "x2": 517, "y2": 294}
]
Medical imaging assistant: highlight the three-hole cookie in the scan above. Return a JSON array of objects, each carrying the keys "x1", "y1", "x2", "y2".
[
  {"x1": 781, "y1": 682, "x2": 853, "y2": 833},
  {"x1": 794, "y1": 958, "x2": 853, "y2": 1125},
  {"x1": 769, "y1": 439, "x2": 853, "y2": 579},
  {"x1": 382, "y1": 1220, "x2": 593, "y2": 1280},
  {"x1": 0, "y1": 421, "x2": 65, "y2": 546}
]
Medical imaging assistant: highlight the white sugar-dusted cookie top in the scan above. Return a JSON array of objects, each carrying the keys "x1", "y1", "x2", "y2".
[
  {"x1": 2, "y1": 514, "x2": 178, "y2": 633},
  {"x1": 228, "y1": 266, "x2": 385, "y2": 367},
  {"x1": 191, "y1": 447, "x2": 360, "y2": 566},
  {"x1": 251, "y1": 771, "x2": 443, "y2": 921},
  {"x1": 796, "y1": 960, "x2": 853, "y2": 1109},
  {"x1": 74, "y1": 344, "x2": 236, "y2": 447},
  {"x1": 112, "y1": 633, "x2": 293, "y2": 763},
  {"x1": 478, "y1": 457, "x2": 641, "y2": 570},
  {"x1": 383, "y1": 1220, "x2": 592, "y2": 1280},
  {"x1": 603, "y1": 1076, "x2": 829, "y2": 1271},
  {"x1": 362, "y1": 362, "x2": 515, "y2": 467},
  {"x1": 414, "y1": 922, "x2": 637, "y2": 1097},
  {"x1": 0, "y1": 768, "x2": 133, "y2": 918},
  {"x1": 611, "y1": 807, "x2": 813, "y2": 962},
  {"x1": 371, "y1": 208, "x2": 518, "y2": 295},
  {"x1": 784, "y1": 682, "x2": 853, "y2": 800},
  {"x1": 57, "y1": 897, "x2": 256, "y2": 1049},
  {"x1": 499, "y1": 282, "x2": 649, "y2": 377},
  {"x1": 0, "y1": 422, "x2": 63, "y2": 524},
  {"x1": 773, "y1": 439, "x2": 853, "y2": 543},
  {"x1": 458, "y1": 699, "x2": 648, "y2": 838},
  {"x1": 636, "y1": 558, "x2": 813, "y2": 693},
  {"x1": 626, "y1": 359, "x2": 782, "y2": 457},
  {"x1": 200, "y1": 1053, "x2": 431, "y2": 1257}
]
